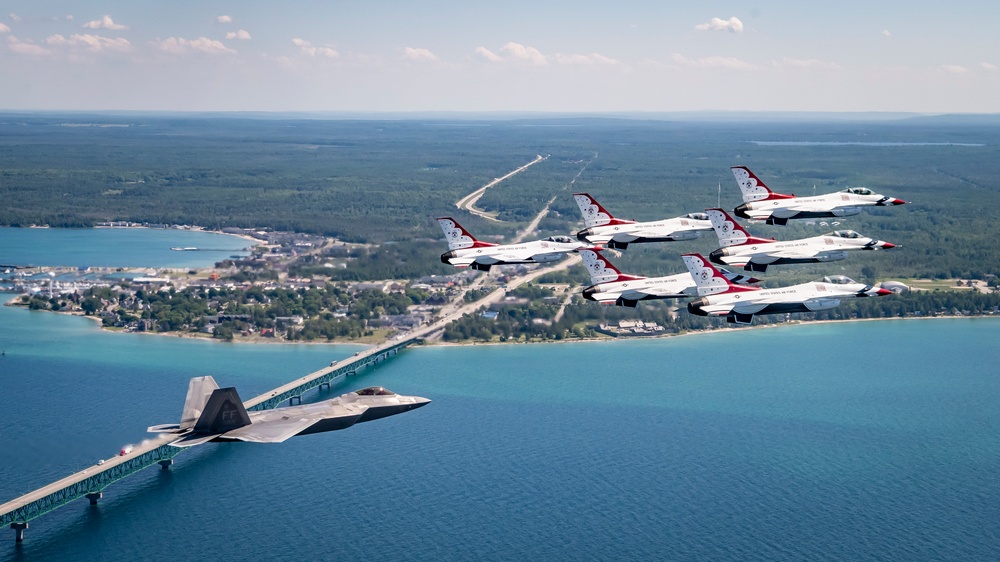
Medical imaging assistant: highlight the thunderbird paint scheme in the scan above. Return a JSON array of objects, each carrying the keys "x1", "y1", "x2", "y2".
[
  {"x1": 438, "y1": 216, "x2": 588, "y2": 271},
  {"x1": 731, "y1": 166, "x2": 906, "y2": 225},
  {"x1": 682, "y1": 253, "x2": 903, "y2": 325},
  {"x1": 148, "y1": 377, "x2": 430, "y2": 447},
  {"x1": 573, "y1": 193, "x2": 713, "y2": 250},
  {"x1": 579, "y1": 249, "x2": 758, "y2": 307},
  {"x1": 706, "y1": 208, "x2": 897, "y2": 272}
]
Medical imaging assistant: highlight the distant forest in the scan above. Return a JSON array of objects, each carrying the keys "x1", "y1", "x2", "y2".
[{"x1": 2, "y1": 113, "x2": 999, "y2": 281}]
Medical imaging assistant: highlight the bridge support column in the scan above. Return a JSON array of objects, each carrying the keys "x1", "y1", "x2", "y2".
[
  {"x1": 289, "y1": 396, "x2": 301, "y2": 405},
  {"x1": 11, "y1": 522, "x2": 27, "y2": 543},
  {"x1": 159, "y1": 459, "x2": 173, "y2": 470},
  {"x1": 86, "y1": 492, "x2": 102, "y2": 505},
  {"x1": 319, "y1": 382, "x2": 330, "y2": 390}
]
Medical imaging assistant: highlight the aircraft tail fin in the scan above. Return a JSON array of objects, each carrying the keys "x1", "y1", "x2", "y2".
[
  {"x1": 178, "y1": 376, "x2": 221, "y2": 430},
  {"x1": 731, "y1": 166, "x2": 794, "y2": 203},
  {"x1": 192, "y1": 387, "x2": 252, "y2": 435},
  {"x1": 580, "y1": 249, "x2": 645, "y2": 284},
  {"x1": 706, "y1": 208, "x2": 772, "y2": 247},
  {"x1": 682, "y1": 253, "x2": 760, "y2": 296},
  {"x1": 573, "y1": 193, "x2": 635, "y2": 228},
  {"x1": 437, "y1": 217, "x2": 497, "y2": 250}
]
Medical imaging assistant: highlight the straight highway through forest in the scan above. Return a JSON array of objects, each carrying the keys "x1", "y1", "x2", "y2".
[{"x1": 455, "y1": 154, "x2": 547, "y2": 221}]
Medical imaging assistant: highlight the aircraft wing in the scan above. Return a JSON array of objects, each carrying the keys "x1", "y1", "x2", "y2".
[
  {"x1": 221, "y1": 416, "x2": 326, "y2": 443},
  {"x1": 169, "y1": 433, "x2": 220, "y2": 448},
  {"x1": 767, "y1": 250, "x2": 816, "y2": 260}
]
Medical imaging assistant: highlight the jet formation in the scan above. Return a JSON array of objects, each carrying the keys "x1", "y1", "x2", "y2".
[
  {"x1": 437, "y1": 165, "x2": 908, "y2": 325},
  {"x1": 148, "y1": 376, "x2": 430, "y2": 447}
]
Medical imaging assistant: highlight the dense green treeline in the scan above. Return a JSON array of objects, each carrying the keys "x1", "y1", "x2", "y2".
[{"x1": 3, "y1": 113, "x2": 999, "y2": 281}]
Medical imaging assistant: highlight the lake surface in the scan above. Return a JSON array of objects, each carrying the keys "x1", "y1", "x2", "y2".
[
  {"x1": 2, "y1": 296, "x2": 998, "y2": 561},
  {"x1": 0, "y1": 227, "x2": 255, "y2": 268}
]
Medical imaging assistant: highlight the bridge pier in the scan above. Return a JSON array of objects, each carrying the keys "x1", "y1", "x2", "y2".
[
  {"x1": 159, "y1": 459, "x2": 173, "y2": 470},
  {"x1": 289, "y1": 396, "x2": 302, "y2": 405},
  {"x1": 86, "y1": 492, "x2": 102, "y2": 505},
  {"x1": 319, "y1": 382, "x2": 330, "y2": 390},
  {"x1": 11, "y1": 522, "x2": 27, "y2": 543}
]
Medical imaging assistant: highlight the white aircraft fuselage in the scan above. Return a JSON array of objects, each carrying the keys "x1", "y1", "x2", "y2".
[
  {"x1": 733, "y1": 189, "x2": 905, "y2": 225},
  {"x1": 438, "y1": 216, "x2": 586, "y2": 271},
  {"x1": 573, "y1": 193, "x2": 712, "y2": 249},
  {"x1": 682, "y1": 253, "x2": 897, "y2": 324}
]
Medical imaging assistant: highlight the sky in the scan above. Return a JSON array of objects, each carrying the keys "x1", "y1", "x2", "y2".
[{"x1": 1, "y1": 1, "x2": 999, "y2": 113}]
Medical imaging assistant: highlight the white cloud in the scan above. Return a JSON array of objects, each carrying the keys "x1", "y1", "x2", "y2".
[
  {"x1": 217, "y1": 15, "x2": 233, "y2": 24},
  {"x1": 403, "y1": 47, "x2": 438, "y2": 62},
  {"x1": 501, "y1": 42, "x2": 547, "y2": 65},
  {"x1": 82, "y1": 15, "x2": 127, "y2": 31},
  {"x1": 226, "y1": 30, "x2": 251, "y2": 40},
  {"x1": 0, "y1": 23, "x2": 9, "y2": 33},
  {"x1": 671, "y1": 53, "x2": 756, "y2": 70},
  {"x1": 6, "y1": 35, "x2": 48, "y2": 55},
  {"x1": 292, "y1": 38, "x2": 339, "y2": 58},
  {"x1": 775, "y1": 57, "x2": 841, "y2": 70},
  {"x1": 552, "y1": 52, "x2": 618, "y2": 65},
  {"x1": 942, "y1": 65, "x2": 968, "y2": 74},
  {"x1": 980, "y1": 62, "x2": 998, "y2": 72},
  {"x1": 66, "y1": 15, "x2": 74, "y2": 21},
  {"x1": 695, "y1": 17, "x2": 744, "y2": 33},
  {"x1": 9, "y1": 13, "x2": 22, "y2": 22},
  {"x1": 881, "y1": 29, "x2": 892, "y2": 38},
  {"x1": 47, "y1": 33, "x2": 131, "y2": 53},
  {"x1": 155, "y1": 37, "x2": 236, "y2": 55},
  {"x1": 474, "y1": 46, "x2": 502, "y2": 62}
]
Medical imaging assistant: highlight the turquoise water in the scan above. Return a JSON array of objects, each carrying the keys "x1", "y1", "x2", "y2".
[
  {"x1": 2, "y1": 296, "x2": 999, "y2": 560},
  {"x1": 0, "y1": 228, "x2": 255, "y2": 268}
]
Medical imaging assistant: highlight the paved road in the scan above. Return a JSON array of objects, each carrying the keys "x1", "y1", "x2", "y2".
[{"x1": 455, "y1": 154, "x2": 547, "y2": 221}]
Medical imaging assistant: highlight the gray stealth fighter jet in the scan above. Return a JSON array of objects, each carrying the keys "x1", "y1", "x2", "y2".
[{"x1": 147, "y1": 376, "x2": 430, "y2": 447}]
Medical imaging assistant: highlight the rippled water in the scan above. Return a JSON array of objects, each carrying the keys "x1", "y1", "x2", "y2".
[{"x1": 2, "y1": 299, "x2": 999, "y2": 560}]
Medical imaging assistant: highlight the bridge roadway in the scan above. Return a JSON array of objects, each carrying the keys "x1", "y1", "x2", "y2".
[
  {"x1": 2, "y1": 253, "x2": 580, "y2": 542},
  {"x1": 0, "y1": 337, "x2": 416, "y2": 541}
]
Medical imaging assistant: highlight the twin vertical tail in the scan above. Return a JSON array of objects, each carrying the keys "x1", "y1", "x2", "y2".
[
  {"x1": 149, "y1": 376, "x2": 251, "y2": 435},
  {"x1": 436, "y1": 217, "x2": 496, "y2": 251},
  {"x1": 730, "y1": 166, "x2": 794, "y2": 203},
  {"x1": 573, "y1": 193, "x2": 635, "y2": 228}
]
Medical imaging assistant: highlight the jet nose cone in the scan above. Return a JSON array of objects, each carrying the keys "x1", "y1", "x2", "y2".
[
  {"x1": 411, "y1": 397, "x2": 431, "y2": 408},
  {"x1": 875, "y1": 287, "x2": 894, "y2": 296},
  {"x1": 881, "y1": 242, "x2": 896, "y2": 249},
  {"x1": 892, "y1": 198, "x2": 907, "y2": 205}
]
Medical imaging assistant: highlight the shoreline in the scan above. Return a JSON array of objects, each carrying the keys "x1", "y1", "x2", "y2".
[{"x1": 6, "y1": 294, "x2": 994, "y2": 348}]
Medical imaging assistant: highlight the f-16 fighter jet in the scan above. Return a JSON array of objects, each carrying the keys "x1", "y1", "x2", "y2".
[
  {"x1": 148, "y1": 377, "x2": 430, "y2": 447},
  {"x1": 731, "y1": 166, "x2": 906, "y2": 225},
  {"x1": 706, "y1": 208, "x2": 897, "y2": 273},
  {"x1": 573, "y1": 193, "x2": 713, "y2": 250},
  {"x1": 682, "y1": 253, "x2": 902, "y2": 325},
  {"x1": 438, "y1": 216, "x2": 587, "y2": 271},
  {"x1": 579, "y1": 249, "x2": 758, "y2": 308}
]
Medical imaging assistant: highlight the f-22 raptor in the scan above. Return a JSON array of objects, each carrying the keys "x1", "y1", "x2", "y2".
[{"x1": 148, "y1": 376, "x2": 430, "y2": 447}]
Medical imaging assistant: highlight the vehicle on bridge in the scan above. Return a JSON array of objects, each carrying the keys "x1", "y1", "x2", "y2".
[{"x1": 148, "y1": 377, "x2": 430, "y2": 447}]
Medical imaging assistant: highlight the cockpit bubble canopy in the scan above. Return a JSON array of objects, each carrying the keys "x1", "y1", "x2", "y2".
[
  {"x1": 844, "y1": 187, "x2": 874, "y2": 195},
  {"x1": 354, "y1": 386, "x2": 397, "y2": 396},
  {"x1": 821, "y1": 275, "x2": 857, "y2": 285},
  {"x1": 684, "y1": 212, "x2": 709, "y2": 221},
  {"x1": 546, "y1": 236, "x2": 574, "y2": 243},
  {"x1": 827, "y1": 230, "x2": 861, "y2": 238}
]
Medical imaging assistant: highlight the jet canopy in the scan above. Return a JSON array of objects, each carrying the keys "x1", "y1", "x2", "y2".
[
  {"x1": 354, "y1": 386, "x2": 397, "y2": 396},
  {"x1": 684, "y1": 212, "x2": 709, "y2": 221},
  {"x1": 821, "y1": 275, "x2": 858, "y2": 285},
  {"x1": 826, "y1": 230, "x2": 862, "y2": 239},
  {"x1": 546, "y1": 236, "x2": 575, "y2": 243},
  {"x1": 844, "y1": 187, "x2": 874, "y2": 195}
]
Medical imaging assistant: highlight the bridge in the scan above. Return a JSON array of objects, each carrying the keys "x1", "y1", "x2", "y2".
[{"x1": 0, "y1": 337, "x2": 418, "y2": 542}]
